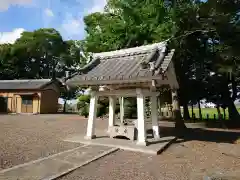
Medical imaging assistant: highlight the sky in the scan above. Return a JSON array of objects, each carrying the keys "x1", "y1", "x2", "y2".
[{"x1": 0, "y1": 0, "x2": 107, "y2": 44}]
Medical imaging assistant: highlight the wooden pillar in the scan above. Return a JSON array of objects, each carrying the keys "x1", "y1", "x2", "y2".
[
  {"x1": 108, "y1": 96, "x2": 116, "y2": 129},
  {"x1": 136, "y1": 88, "x2": 147, "y2": 146},
  {"x1": 119, "y1": 97, "x2": 124, "y2": 124},
  {"x1": 151, "y1": 94, "x2": 160, "y2": 139},
  {"x1": 85, "y1": 92, "x2": 98, "y2": 140},
  {"x1": 37, "y1": 96, "x2": 40, "y2": 114}
]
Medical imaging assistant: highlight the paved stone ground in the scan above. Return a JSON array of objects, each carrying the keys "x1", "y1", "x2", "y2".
[{"x1": 0, "y1": 144, "x2": 118, "y2": 180}]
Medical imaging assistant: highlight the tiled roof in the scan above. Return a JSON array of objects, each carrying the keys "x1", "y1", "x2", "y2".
[
  {"x1": 67, "y1": 40, "x2": 175, "y2": 86},
  {"x1": 0, "y1": 79, "x2": 52, "y2": 90}
]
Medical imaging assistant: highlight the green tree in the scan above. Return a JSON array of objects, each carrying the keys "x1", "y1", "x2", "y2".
[
  {"x1": 61, "y1": 87, "x2": 81, "y2": 113},
  {"x1": 5, "y1": 28, "x2": 85, "y2": 79},
  {"x1": 12, "y1": 28, "x2": 66, "y2": 79},
  {"x1": 0, "y1": 28, "x2": 87, "y2": 114},
  {"x1": 82, "y1": 0, "x2": 187, "y2": 128},
  {"x1": 0, "y1": 44, "x2": 18, "y2": 79},
  {"x1": 197, "y1": 0, "x2": 240, "y2": 123},
  {"x1": 83, "y1": 0, "x2": 174, "y2": 53}
]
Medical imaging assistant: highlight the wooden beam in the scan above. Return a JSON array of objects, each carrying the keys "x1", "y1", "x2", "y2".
[
  {"x1": 150, "y1": 80, "x2": 156, "y2": 91},
  {"x1": 95, "y1": 89, "x2": 159, "y2": 97}
]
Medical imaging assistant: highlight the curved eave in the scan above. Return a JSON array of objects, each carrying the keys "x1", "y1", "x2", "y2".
[{"x1": 66, "y1": 75, "x2": 171, "y2": 88}]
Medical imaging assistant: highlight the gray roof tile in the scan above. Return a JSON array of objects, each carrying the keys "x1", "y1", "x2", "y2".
[
  {"x1": 67, "y1": 40, "x2": 175, "y2": 86},
  {"x1": 0, "y1": 79, "x2": 52, "y2": 90}
]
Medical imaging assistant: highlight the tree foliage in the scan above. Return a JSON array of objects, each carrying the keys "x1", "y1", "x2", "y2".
[
  {"x1": 0, "y1": 28, "x2": 86, "y2": 113},
  {"x1": 1, "y1": 0, "x2": 240, "y2": 125},
  {"x1": 81, "y1": 0, "x2": 240, "y2": 124},
  {"x1": 0, "y1": 28, "x2": 86, "y2": 80}
]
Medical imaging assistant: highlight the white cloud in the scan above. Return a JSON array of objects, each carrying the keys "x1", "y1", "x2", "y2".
[
  {"x1": 0, "y1": 28, "x2": 25, "y2": 44},
  {"x1": 87, "y1": 0, "x2": 107, "y2": 14},
  {"x1": 59, "y1": 0, "x2": 107, "y2": 40},
  {"x1": 60, "y1": 13, "x2": 83, "y2": 39},
  {"x1": 44, "y1": 8, "x2": 54, "y2": 17},
  {"x1": 0, "y1": 0, "x2": 32, "y2": 12}
]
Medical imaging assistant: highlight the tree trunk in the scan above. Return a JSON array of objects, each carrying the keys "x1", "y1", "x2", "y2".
[
  {"x1": 226, "y1": 75, "x2": 239, "y2": 125},
  {"x1": 223, "y1": 108, "x2": 226, "y2": 120},
  {"x1": 183, "y1": 101, "x2": 190, "y2": 120},
  {"x1": 227, "y1": 98, "x2": 240, "y2": 123},
  {"x1": 197, "y1": 100, "x2": 202, "y2": 120},
  {"x1": 63, "y1": 100, "x2": 67, "y2": 113},
  {"x1": 219, "y1": 77, "x2": 240, "y2": 125},
  {"x1": 231, "y1": 75, "x2": 237, "y2": 100},
  {"x1": 216, "y1": 104, "x2": 222, "y2": 120},
  {"x1": 191, "y1": 103, "x2": 194, "y2": 119},
  {"x1": 172, "y1": 89, "x2": 186, "y2": 130}
]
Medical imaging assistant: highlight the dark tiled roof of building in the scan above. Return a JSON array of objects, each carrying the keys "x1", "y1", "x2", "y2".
[
  {"x1": 67, "y1": 41, "x2": 175, "y2": 86},
  {"x1": 0, "y1": 79, "x2": 53, "y2": 90}
]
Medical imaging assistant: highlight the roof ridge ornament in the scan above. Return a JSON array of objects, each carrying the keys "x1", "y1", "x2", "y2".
[{"x1": 93, "y1": 41, "x2": 168, "y2": 60}]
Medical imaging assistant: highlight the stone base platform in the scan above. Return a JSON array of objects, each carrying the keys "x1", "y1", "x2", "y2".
[
  {"x1": 64, "y1": 135, "x2": 176, "y2": 155},
  {"x1": 108, "y1": 125, "x2": 136, "y2": 141}
]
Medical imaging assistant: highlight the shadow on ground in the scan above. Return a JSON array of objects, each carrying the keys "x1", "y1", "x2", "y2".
[{"x1": 159, "y1": 126, "x2": 240, "y2": 144}]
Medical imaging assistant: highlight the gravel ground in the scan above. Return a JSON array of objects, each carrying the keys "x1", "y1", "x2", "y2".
[
  {"x1": 58, "y1": 129, "x2": 240, "y2": 180},
  {"x1": 59, "y1": 142, "x2": 240, "y2": 180},
  {"x1": 1, "y1": 114, "x2": 240, "y2": 180},
  {"x1": 0, "y1": 114, "x2": 107, "y2": 170}
]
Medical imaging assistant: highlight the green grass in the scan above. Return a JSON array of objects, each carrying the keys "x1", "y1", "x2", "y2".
[{"x1": 182, "y1": 106, "x2": 240, "y2": 120}]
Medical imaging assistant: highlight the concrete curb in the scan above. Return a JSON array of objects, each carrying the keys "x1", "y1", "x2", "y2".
[{"x1": 44, "y1": 147, "x2": 119, "y2": 180}]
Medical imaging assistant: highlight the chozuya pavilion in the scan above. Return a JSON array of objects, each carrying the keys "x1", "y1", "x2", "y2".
[{"x1": 66, "y1": 40, "x2": 179, "y2": 146}]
